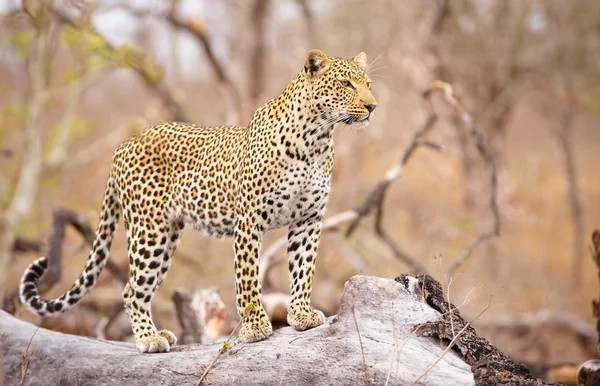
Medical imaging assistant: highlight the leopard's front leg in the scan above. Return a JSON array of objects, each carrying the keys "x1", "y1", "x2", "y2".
[
  {"x1": 234, "y1": 216, "x2": 272, "y2": 343},
  {"x1": 286, "y1": 216, "x2": 326, "y2": 331}
]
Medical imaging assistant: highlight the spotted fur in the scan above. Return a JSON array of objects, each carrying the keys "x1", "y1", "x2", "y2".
[{"x1": 19, "y1": 50, "x2": 377, "y2": 353}]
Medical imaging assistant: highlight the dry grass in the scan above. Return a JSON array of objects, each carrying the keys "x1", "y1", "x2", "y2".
[
  {"x1": 351, "y1": 305, "x2": 368, "y2": 385},
  {"x1": 20, "y1": 328, "x2": 38, "y2": 386}
]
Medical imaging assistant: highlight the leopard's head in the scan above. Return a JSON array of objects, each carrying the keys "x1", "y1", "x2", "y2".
[{"x1": 304, "y1": 49, "x2": 377, "y2": 128}]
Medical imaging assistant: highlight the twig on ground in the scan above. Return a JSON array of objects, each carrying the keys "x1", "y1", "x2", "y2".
[
  {"x1": 196, "y1": 303, "x2": 256, "y2": 385},
  {"x1": 196, "y1": 319, "x2": 241, "y2": 385}
]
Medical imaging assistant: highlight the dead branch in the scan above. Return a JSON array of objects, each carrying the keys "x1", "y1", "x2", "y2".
[
  {"x1": 165, "y1": 10, "x2": 242, "y2": 125},
  {"x1": 248, "y1": 0, "x2": 269, "y2": 110},
  {"x1": 44, "y1": 67, "x2": 114, "y2": 170},
  {"x1": 558, "y1": 37, "x2": 585, "y2": 285},
  {"x1": 396, "y1": 274, "x2": 555, "y2": 385},
  {"x1": 578, "y1": 359, "x2": 600, "y2": 386},
  {"x1": 262, "y1": 291, "x2": 289, "y2": 324},
  {"x1": 40, "y1": 209, "x2": 128, "y2": 290},
  {"x1": 295, "y1": 0, "x2": 316, "y2": 47},
  {"x1": 3, "y1": 208, "x2": 127, "y2": 316},
  {"x1": 172, "y1": 289, "x2": 205, "y2": 345},
  {"x1": 172, "y1": 287, "x2": 228, "y2": 345},
  {"x1": 63, "y1": 122, "x2": 128, "y2": 172},
  {"x1": 12, "y1": 238, "x2": 43, "y2": 253},
  {"x1": 89, "y1": 1, "x2": 243, "y2": 124},
  {"x1": 91, "y1": 300, "x2": 125, "y2": 341},
  {"x1": 478, "y1": 309, "x2": 596, "y2": 344},
  {"x1": 438, "y1": 83, "x2": 501, "y2": 277},
  {"x1": 346, "y1": 81, "x2": 499, "y2": 277}
]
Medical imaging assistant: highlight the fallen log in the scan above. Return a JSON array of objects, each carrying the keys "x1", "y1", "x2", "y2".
[{"x1": 0, "y1": 275, "x2": 550, "y2": 385}]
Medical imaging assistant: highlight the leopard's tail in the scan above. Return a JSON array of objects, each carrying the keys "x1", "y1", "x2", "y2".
[{"x1": 19, "y1": 176, "x2": 120, "y2": 316}]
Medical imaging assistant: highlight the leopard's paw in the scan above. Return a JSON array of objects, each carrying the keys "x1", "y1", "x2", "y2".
[
  {"x1": 287, "y1": 308, "x2": 325, "y2": 331},
  {"x1": 238, "y1": 316, "x2": 272, "y2": 343},
  {"x1": 158, "y1": 329, "x2": 177, "y2": 346},
  {"x1": 136, "y1": 334, "x2": 171, "y2": 353}
]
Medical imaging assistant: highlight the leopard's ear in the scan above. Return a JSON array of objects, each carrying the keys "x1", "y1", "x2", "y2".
[
  {"x1": 353, "y1": 52, "x2": 368, "y2": 71},
  {"x1": 305, "y1": 49, "x2": 331, "y2": 78}
]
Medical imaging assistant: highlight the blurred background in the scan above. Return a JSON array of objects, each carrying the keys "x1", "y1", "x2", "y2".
[{"x1": 1, "y1": 0, "x2": 599, "y2": 381}]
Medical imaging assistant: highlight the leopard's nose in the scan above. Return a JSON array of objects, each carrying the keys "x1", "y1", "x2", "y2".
[{"x1": 364, "y1": 104, "x2": 377, "y2": 113}]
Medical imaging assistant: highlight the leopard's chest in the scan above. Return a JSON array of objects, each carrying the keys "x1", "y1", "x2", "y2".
[{"x1": 265, "y1": 156, "x2": 332, "y2": 229}]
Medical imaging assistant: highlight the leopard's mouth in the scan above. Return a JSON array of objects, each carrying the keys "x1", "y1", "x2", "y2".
[{"x1": 340, "y1": 114, "x2": 371, "y2": 125}]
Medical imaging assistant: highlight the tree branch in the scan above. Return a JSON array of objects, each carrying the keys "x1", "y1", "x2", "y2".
[{"x1": 50, "y1": 5, "x2": 189, "y2": 122}]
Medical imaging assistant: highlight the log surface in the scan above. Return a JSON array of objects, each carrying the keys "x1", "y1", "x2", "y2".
[{"x1": 1, "y1": 275, "x2": 474, "y2": 385}]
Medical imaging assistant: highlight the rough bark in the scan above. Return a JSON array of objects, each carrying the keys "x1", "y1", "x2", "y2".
[
  {"x1": 398, "y1": 274, "x2": 556, "y2": 386},
  {"x1": 0, "y1": 275, "x2": 549, "y2": 385}
]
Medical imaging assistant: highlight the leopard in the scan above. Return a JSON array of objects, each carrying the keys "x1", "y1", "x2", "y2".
[{"x1": 19, "y1": 49, "x2": 377, "y2": 353}]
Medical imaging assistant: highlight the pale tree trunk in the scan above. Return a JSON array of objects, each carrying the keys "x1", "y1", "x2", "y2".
[
  {"x1": 0, "y1": 8, "x2": 51, "y2": 297},
  {"x1": 1, "y1": 275, "x2": 555, "y2": 385}
]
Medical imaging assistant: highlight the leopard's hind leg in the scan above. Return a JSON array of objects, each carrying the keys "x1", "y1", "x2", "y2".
[
  {"x1": 154, "y1": 218, "x2": 184, "y2": 346},
  {"x1": 123, "y1": 214, "x2": 178, "y2": 353}
]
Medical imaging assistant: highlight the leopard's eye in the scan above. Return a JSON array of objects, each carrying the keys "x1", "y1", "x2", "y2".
[{"x1": 340, "y1": 79, "x2": 353, "y2": 88}]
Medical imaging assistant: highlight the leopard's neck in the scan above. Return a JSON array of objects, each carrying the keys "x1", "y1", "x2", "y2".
[{"x1": 249, "y1": 71, "x2": 336, "y2": 154}]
